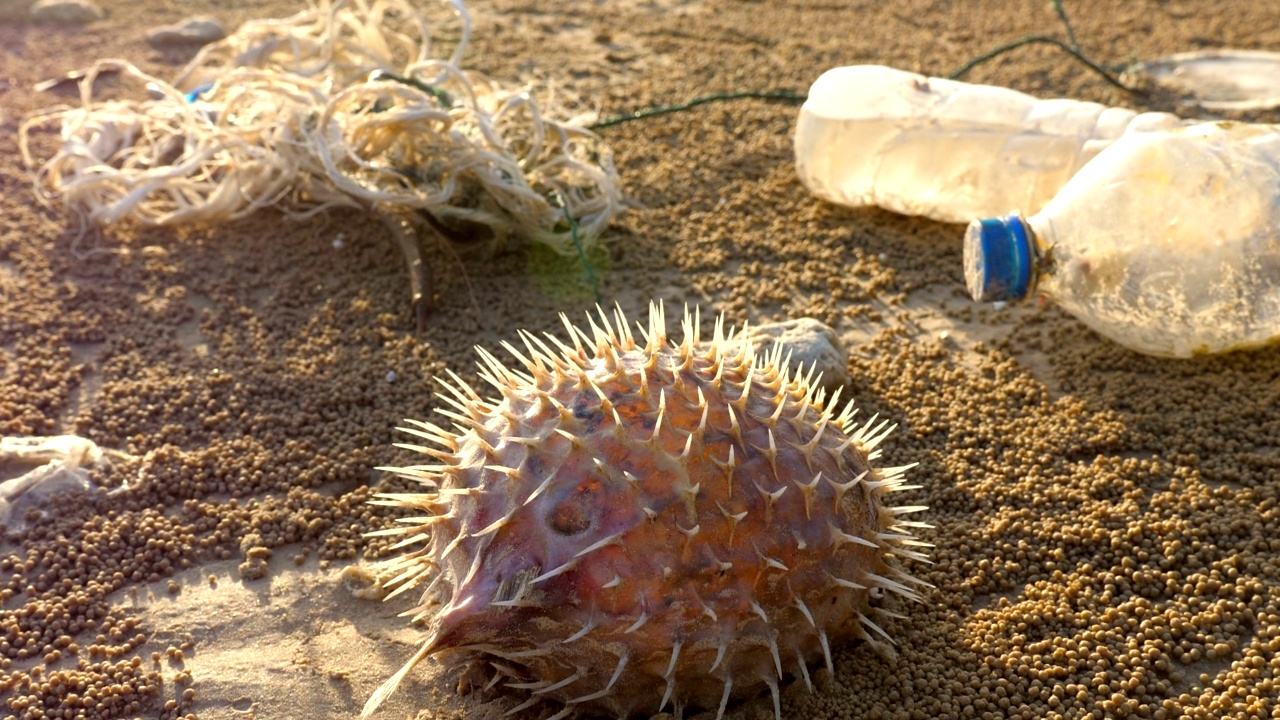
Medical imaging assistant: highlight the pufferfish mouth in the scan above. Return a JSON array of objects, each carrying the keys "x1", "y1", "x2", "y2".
[
  {"x1": 489, "y1": 565, "x2": 545, "y2": 606},
  {"x1": 425, "y1": 595, "x2": 494, "y2": 654},
  {"x1": 432, "y1": 514, "x2": 651, "y2": 652},
  {"x1": 429, "y1": 559, "x2": 632, "y2": 662}
]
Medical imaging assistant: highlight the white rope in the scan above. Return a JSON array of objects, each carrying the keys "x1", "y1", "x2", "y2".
[{"x1": 20, "y1": 0, "x2": 622, "y2": 255}]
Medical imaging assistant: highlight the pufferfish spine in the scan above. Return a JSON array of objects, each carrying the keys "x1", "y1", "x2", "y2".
[{"x1": 362, "y1": 303, "x2": 932, "y2": 720}]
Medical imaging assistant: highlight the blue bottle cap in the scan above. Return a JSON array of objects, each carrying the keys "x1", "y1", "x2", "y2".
[
  {"x1": 964, "y1": 214, "x2": 1033, "y2": 303},
  {"x1": 184, "y1": 83, "x2": 215, "y2": 103}
]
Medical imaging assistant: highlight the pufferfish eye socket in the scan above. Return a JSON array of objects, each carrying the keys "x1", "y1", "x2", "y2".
[{"x1": 547, "y1": 482, "x2": 597, "y2": 536}]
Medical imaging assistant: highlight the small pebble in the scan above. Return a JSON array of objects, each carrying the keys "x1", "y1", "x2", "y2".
[
  {"x1": 740, "y1": 317, "x2": 850, "y2": 395},
  {"x1": 28, "y1": 0, "x2": 102, "y2": 24},
  {"x1": 145, "y1": 16, "x2": 226, "y2": 48}
]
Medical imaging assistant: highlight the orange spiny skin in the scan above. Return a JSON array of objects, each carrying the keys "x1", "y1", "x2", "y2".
[{"x1": 363, "y1": 304, "x2": 930, "y2": 720}]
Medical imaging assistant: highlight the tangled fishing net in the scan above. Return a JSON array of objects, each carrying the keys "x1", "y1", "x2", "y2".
[{"x1": 19, "y1": 0, "x2": 622, "y2": 255}]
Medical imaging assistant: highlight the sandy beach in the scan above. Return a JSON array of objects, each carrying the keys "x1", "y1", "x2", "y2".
[{"x1": 3, "y1": 0, "x2": 1280, "y2": 718}]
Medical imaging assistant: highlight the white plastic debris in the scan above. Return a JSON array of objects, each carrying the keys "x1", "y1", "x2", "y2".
[
  {"x1": 794, "y1": 65, "x2": 1182, "y2": 223},
  {"x1": 0, "y1": 435, "x2": 133, "y2": 526},
  {"x1": 1131, "y1": 50, "x2": 1280, "y2": 111},
  {"x1": 966, "y1": 122, "x2": 1280, "y2": 358}
]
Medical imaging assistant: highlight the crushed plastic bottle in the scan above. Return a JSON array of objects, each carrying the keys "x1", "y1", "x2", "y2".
[
  {"x1": 964, "y1": 121, "x2": 1280, "y2": 358},
  {"x1": 1132, "y1": 49, "x2": 1280, "y2": 111},
  {"x1": 794, "y1": 65, "x2": 1184, "y2": 223}
]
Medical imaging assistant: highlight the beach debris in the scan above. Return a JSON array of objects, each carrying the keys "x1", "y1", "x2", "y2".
[
  {"x1": 1129, "y1": 49, "x2": 1280, "y2": 111},
  {"x1": 33, "y1": 66, "x2": 120, "y2": 94},
  {"x1": 20, "y1": 0, "x2": 623, "y2": 323},
  {"x1": 362, "y1": 303, "x2": 930, "y2": 719},
  {"x1": 794, "y1": 65, "x2": 1184, "y2": 224},
  {"x1": 966, "y1": 122, "x2": 1280, "y2": 358},
  {"x1": 0, "y1": 435, "x2": 133, "y2": 526},
  {"x1": 145, "y1": 15, "x2": 227, "y2": 48}
]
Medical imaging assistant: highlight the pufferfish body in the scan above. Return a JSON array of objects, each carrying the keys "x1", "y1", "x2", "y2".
[{"x1": 362, "y1": 304, "x2": 930, "y2": 719}]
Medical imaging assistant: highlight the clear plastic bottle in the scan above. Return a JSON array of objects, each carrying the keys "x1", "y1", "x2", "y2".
[
  {"x1": 965, "y1": 121, "x2": 1280, "y2": 358},
  {"x1": 793, "y1": 65, "x2": 1184, "y2": 223}
]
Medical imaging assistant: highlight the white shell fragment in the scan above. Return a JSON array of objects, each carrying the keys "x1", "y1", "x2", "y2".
[{"x1": 1132, "y1": 50, "x2": 1280, "y2": 111}]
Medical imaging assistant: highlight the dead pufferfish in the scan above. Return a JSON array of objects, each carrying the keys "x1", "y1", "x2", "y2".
[{"x1": 361, "y1": 303, "x2": 931, "y2": 720}]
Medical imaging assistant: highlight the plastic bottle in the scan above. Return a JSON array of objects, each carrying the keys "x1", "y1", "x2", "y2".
[
  {"x1": 964, "y1": 121, "x2": 1280, "y2": 358},
  {"x1": 793, "y1": 65, "x2": 1184, "y2": 223}
]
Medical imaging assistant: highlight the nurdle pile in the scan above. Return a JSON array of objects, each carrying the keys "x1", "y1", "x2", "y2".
[{"x1": 19, "y1": 0, "x2": 622, "y2": 258}]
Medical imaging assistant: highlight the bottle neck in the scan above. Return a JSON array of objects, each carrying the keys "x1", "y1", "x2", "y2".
[{"x1": 1021, "y1": 215, "x2": 1052, "y2": 297}]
